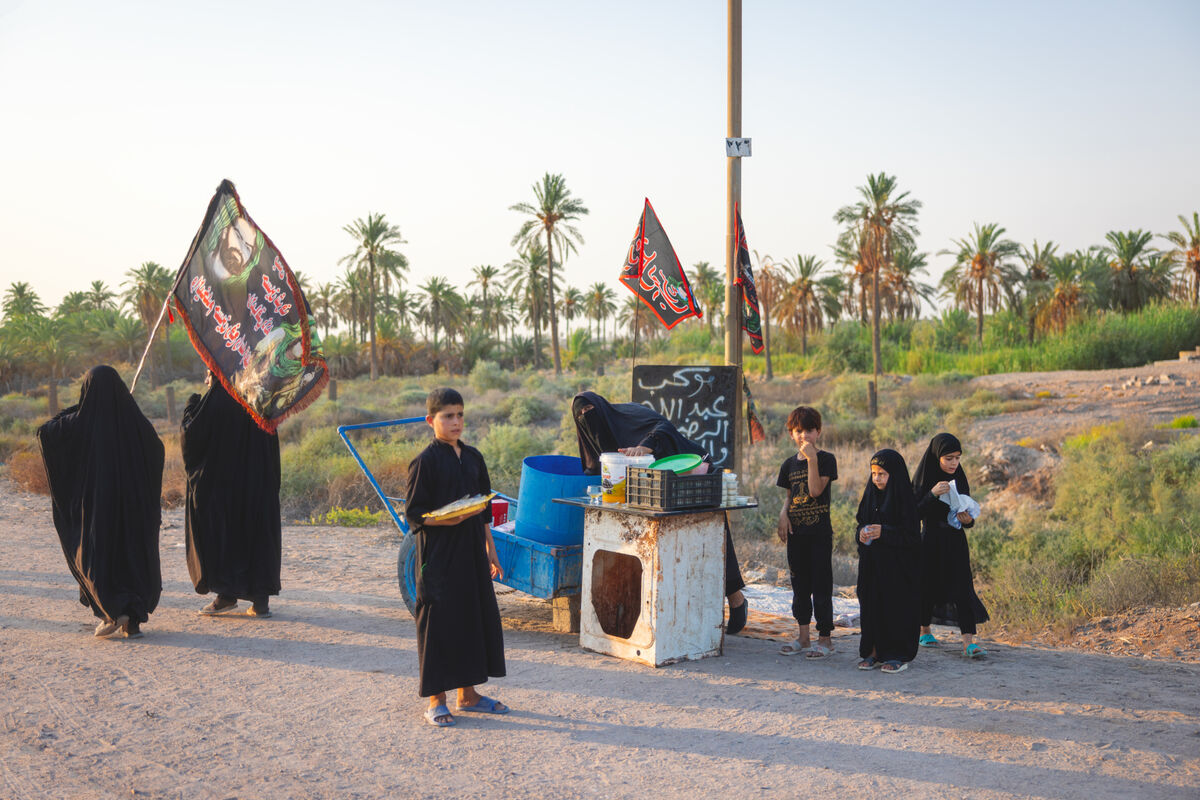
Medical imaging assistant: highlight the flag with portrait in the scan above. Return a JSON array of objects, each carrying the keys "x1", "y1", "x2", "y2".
[{"x1": 171, "y1": 179, "x2": 327, "y2": 433}]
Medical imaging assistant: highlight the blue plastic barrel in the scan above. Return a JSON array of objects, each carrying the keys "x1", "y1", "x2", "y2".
[{"x1": 514, "y1": 455, "x2": 593, "y2": 546}]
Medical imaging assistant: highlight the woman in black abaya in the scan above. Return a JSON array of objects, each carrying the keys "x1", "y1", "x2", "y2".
[
  {"x1": 571, "y1": 391, "x2": 749, "y2": 633},
  {"x1": 855, "y1": 449, "x2": 921, "y2": 673},
  {"x1": 37, "y1": 365, "x2": 163, "y2": 639},
  {"x1": 182, "y1": 373, "x2": 282, "y2": 617},
  {"x1": 913, "y1": 432, "x2": 990, "y2": 658}
]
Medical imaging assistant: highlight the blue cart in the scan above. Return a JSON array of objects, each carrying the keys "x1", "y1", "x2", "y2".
[{"x1": 338, "y1": 418, "x2": 584, "y2": 626}]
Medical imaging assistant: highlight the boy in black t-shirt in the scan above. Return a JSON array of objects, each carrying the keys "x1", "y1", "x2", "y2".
[{"x1": 776, "y1": 406, "x2": 838, "y2": 658}]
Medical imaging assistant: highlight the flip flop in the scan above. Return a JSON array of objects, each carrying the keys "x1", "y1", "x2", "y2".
[
  {"x1": 424, "y1": 704, "x2": 455, "y2": 727},
  {"x1": 455, "y1": 696, "x2": 509, "y2": 715},
  {"x1": 965, "y1": 643, "x2": 988, "y2": 659},
  {"x1": 881, "y1": 660, "x2": 909, "y2": 674},
  {"x1": 918, "y1": 633, "x2": 939, "y2": 647},
  {"x1": 805, "y1": 642, "x2": 834, "y2": 659},
  {"x1": 779, "y1": 640, "x2": 810, "y2": 656}
]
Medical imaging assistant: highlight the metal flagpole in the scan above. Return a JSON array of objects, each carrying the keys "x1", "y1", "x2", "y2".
[{"x1": 724, "y1": 0, "x2": 744, "y2": 475}]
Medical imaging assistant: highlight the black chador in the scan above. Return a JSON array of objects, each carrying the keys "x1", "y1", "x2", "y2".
[
  {"x1": 571, "y1": 391, "x2": 746, "y2": 600},
  {"x1": 406, "y1": 438, "x2": 506, "y2": 697},
  {"x1": 181, "y1": 378, "x2": 282, "y2": 603},
  {"x1": 856, "y1": 449, "x2": 921, "y2": 664},
  {"x1": 37, "y1": 365, "x2": 164, "y2": 629},
  {"x1": 912, "y1": 433, "x2": 990, "y2": 634}
]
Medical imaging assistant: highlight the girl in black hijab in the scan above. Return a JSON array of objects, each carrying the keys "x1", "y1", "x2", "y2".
[
  {"x1": 572, "y1": 391, "x2": 749, "y2": 633},
  {"x1": 855, "y1": 449, "x2": 921, "y2": 673},
  {"x1": 37, "y1": 365, "x2": 164, "y2": 639},
  {"x1": 912, "y1": 432, "x2": 990, "y2": 658}
]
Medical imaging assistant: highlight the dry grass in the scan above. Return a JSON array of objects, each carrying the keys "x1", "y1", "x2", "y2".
[{"x1": 7, "y1": 450, "x2": 48, "y2": 495}]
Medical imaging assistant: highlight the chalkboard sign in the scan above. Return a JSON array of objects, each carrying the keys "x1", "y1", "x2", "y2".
[{"x1": 632, "y1": 365, "x2": 737, "y2": 468}]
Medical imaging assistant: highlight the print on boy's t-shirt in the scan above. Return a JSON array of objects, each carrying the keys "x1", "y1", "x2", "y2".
[{"x1": 776, "y1": 451, "x2": 838, "y2": 535}]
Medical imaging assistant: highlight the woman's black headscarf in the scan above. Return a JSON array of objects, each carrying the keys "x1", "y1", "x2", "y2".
[
  {"x1": 912, "y1": 432, "x2": 969, "y2": 498},
  {"x1": 571, "y1": 391, "x2": 706, "y2": 474},
  {"x1": 856, "y1": 448, "x2": 919, "y2": 533},
  {"x1": 37, "y1": 365, "x2": 164, "y2": 623}
]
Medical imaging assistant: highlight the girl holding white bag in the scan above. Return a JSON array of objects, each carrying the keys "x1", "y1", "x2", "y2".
[{"x1": 912, "y1": 433, "x2": 990, "y2": 658}]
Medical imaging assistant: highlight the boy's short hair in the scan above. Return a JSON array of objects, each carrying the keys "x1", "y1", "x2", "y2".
[
  {"x1": 427, "y1": 387, "x2": 464, "y2": 415},
  {"x1": 787, "y1": 406, "x2": 822, "y2": 431}
]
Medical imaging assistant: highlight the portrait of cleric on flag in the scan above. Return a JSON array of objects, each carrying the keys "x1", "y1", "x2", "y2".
[
  {"x1": 172, "y1": 180, "x2": 327, "y2": 433},
  {"x1": 619, "y1": 199, "x2": 702, "y2": 329}
]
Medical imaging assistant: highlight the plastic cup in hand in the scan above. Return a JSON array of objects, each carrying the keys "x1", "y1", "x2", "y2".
[{"x1": 586, "y1": 485, "x2": 603, "y2": 505}]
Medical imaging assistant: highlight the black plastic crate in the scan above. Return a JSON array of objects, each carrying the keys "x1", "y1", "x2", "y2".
[{"x1": 625, "y1": 467, "x2": 722, "y2": 511}]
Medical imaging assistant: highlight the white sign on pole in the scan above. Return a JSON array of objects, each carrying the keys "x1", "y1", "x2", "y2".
[{"x1": 725, "y1": 138, "x2": 751, "y2": 157}]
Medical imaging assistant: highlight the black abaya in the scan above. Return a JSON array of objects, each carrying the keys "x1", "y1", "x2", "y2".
[
  {"x1": 406, "y1": 438, "x2": 506, "y2": 697},
  {"x1": 912, "y1": 433, "x2": 989, "y2": 633},
  {"x1": 855, "y1": 449, "x2": 921, "y2": 664},
  {"x1": 37, "y1": 365, "x2": 163, "y2": 624},
  {"x1": 181, "y1": 380, "x2": 282, "y2": 601}
]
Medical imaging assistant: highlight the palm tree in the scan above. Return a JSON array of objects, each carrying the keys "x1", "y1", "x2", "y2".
[
  {"x1": 470, "y1": 265, "x2": 501, "y2": 334},
  {"x1": 834, "y1": 173, "x2": 921, "y2": 414},
  {"x1": 504, "y1": 242, "x2": 553, "y2": 368},
  {"x1": 1103, "y1": 229, "x2": 1162, "y2": 312},
  {"x1": 2, "y1": 282, "x2": 46, "y2": 321},
  {"x1": 341, "y1": 213, "x2": 406, "y2": 380},
  {"x1": 1019, "y1": 240, "x2": 1058, "y2": 342},
  {"x1": 122, "y1": 261, "x2": 175, "y2": 381},
  {"x1": 311, "y1": 282, "x2": 338, "y2": 339},
  {"x1": 1033, "y1": 252, "x2": 1092, "y2": 334},
  {"x1": 510, "y1": 173, "x2": 589, "y2": 375},
  {"x1": 884, "y1": 243, "x2": 934, "y2": 321},
  {"x1": 418, "y1": 276, "x2": 463, "y2": 357},
  {"x1": 689, "y1": 261, "x2": 722, "y2": 337},
  {"x1": 85, "y1": 280, "x2": 117, "y2": 311},
  {"x1": 56, "y1": 291, "x2": 92, "y2": 318},
  {"x1": 559, "y1": 286, "x2": 584, "y2": 338},
  {"x1": 1163, "y1": 212, "x2": 1200, "y2": 306},
  {"x1": 777, "y1": 255, "x2": 826, "y2": 356},
  {"x1": 105, "y1": 314, "x2": 147, "y2": 364},
  {"x1": 939, "y1": 222, "x2": 1021, "y2": 342},
  {"x1": 585, "y1": 281, "x2": 617, "y2": 346},
  {"x1": 754, "y1": 252, "x2": 782, "y2": 379}
]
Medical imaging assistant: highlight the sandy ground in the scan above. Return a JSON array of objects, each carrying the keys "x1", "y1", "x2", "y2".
[{"x1": 3, "y1": 478, "x2": 1200, "y2": 800}]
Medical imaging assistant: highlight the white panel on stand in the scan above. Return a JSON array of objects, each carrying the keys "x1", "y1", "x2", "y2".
[{"x1": 579, "y1": 506, "x2": 725, "y2": 667}]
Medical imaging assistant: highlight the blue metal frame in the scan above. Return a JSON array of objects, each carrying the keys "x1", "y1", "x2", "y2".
[{"x1": 337, "y1": 418, "x2": 580, "y2": 600}]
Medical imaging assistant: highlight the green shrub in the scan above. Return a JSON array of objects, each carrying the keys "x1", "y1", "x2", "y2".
[
  {"x1": 1159, "y1": 415, "x2": 1198, "y2": 429},
  {"x1": 313, "y1": 505, "x2": 388, "y2": 527},
  {"x1": 812, "y1": 322, "x2": 871, "y2": 373},
  {"x1": 468, "y1": 360, "x2": 511, "y2": 393},
  {"x1": 478, "y1": 423, "x2": 556, "y2": 493}
]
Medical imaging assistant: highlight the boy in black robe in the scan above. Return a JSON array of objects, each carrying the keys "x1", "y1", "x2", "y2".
[
  {"x1": 405, "y1": 388, "x2": 508, "y2": 727},
  {"x1": 181, "y1": 372, "x2": 282, "y2": 617},
  {"x1": 571, "y1": 391, "x2": 750, "y2": 633},
  {"x1": 37, "y1": 365, "x2": 163, "y2": 639},
  {"x1": 913, "y1": 432, "x2": 990, "y2": 658},
  {"x1": 855, "y1": 449, "x2": 921, "y2": 674}
]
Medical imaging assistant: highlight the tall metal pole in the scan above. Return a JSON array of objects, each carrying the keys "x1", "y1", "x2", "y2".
[{"x1": 724, "y1": 0, "x2": 744, "y2": 473}]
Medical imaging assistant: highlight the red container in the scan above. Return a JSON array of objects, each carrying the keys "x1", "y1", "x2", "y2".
[{"x1": 491, "y1": 499, "x2": 509, "y2": 526}]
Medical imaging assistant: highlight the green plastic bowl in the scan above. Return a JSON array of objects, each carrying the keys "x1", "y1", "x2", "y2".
[{"x1": 648, "y1": 453, "x2": 704, "y2": 474}]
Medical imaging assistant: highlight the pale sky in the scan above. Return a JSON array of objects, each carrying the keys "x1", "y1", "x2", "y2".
[{"x1": 1, "y1": 0, "x2": 1196, "y2": 315}]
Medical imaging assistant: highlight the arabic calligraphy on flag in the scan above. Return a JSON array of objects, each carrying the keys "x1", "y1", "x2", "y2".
[
  {"x1": 619, "y1": 199, "x2": 702, "y2": 329},
  {"x1": 735, "y1": 204, "x2": 764, "y2": 354},
  {"x1": 172, "y1": 179, "x2": 327, "y2": 433}
]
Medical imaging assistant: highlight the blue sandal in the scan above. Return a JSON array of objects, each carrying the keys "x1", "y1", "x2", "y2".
[
  {"x1": 455, "y1": 696, "x2": 510, "y2": 714},
  {"x1": 424, "y1": 704, "x2": 455, "y2": 727},
  {"x1": 857, "y1": 656, "x2": 880, "y2": 670},
  {"x1": 965, "y1": 643, "x2": 988, "y2": 659},
  {"x1": 918, "y1": 633, "x2": 938, "y2": 647}
]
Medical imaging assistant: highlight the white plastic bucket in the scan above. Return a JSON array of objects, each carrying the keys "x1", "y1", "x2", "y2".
[{"x1": 599, "y1": 452, "x2": 654, "y2": 503}]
